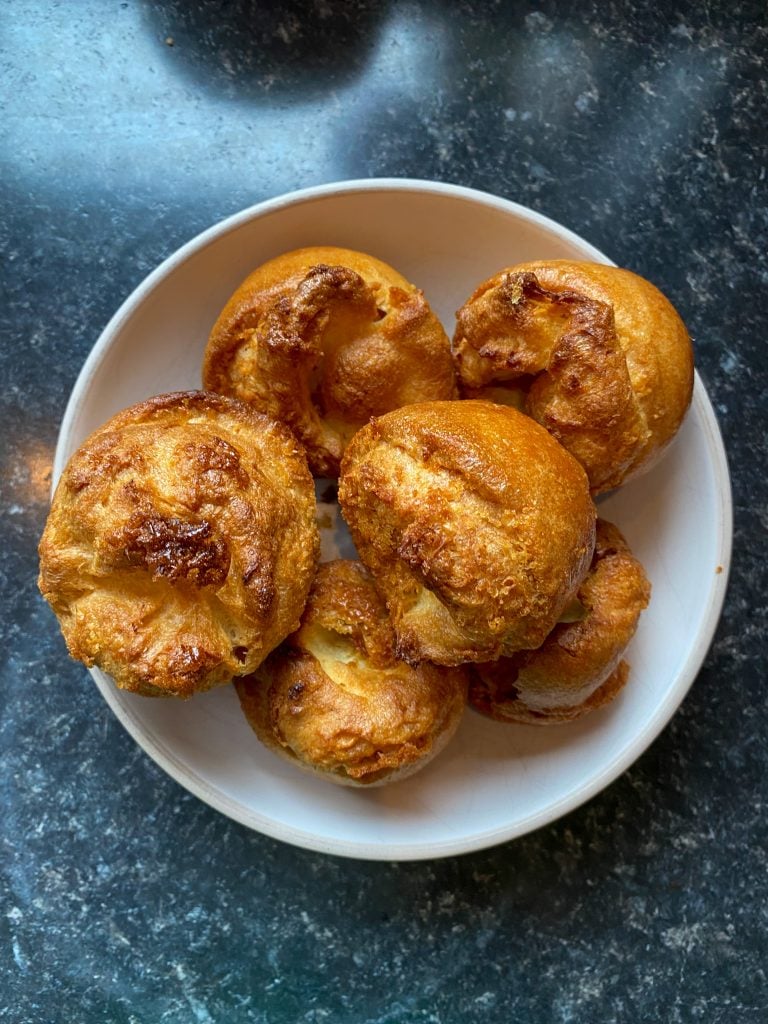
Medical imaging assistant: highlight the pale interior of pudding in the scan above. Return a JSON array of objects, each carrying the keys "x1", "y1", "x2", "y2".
[
  {"x1": 400, "y1": 586, "x2": 474, "y2": 656},
  {"x1": 475, "y1": 384, "x2": 527, "y2": 410},
  {"x1": 302, "y1": 623, "x2": 407, "y2": 696}
]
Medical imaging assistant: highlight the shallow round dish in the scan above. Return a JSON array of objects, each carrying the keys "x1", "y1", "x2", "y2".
[{"x1": 53, "y1": 179, "x2": 731, "y2": 860}]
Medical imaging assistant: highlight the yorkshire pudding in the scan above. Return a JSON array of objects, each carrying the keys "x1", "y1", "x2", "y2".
[
  {"x1": 338, "y1": 400, "x2": 596, "y2": 666},
  {"x1": 235, "y1": 560, "x2": 468, "y2": 786},
  {"x1": 203, "y1": 246, "x2": 456, "y2": 476},
  {"x1": 469, "y1": 520, "x2": 651, "y2": 724},
  {"x1": 38, "y1": 391, "x2": 319, "y2": 697},
  {"x1": 453, "y1": 261, "x2": 694, "y2": 493}
]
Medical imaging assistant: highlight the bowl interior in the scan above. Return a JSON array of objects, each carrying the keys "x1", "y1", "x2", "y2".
[{"x1": 57, "y1": 182, "x2": 730, "y2": 859}]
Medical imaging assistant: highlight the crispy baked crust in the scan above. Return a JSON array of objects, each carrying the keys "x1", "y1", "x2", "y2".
[
  {"x1": 203, "y1": 246, "x2": 456, "y2": 476},
  {"x1": 235, "y1": 560, "x2": 468, "y2": 786},
  {"x1": 469, "y1": 520, "x2": 651, "y2": 724},
  {"x1": 338, "y1": 400, "x2": 597, "y2": 665},
  {"x1": 38, "y1": 391, "x2": 319, "y2": 697},
  {"x1": 453, "y1": 261, "x2": 694, "y2": 493}
]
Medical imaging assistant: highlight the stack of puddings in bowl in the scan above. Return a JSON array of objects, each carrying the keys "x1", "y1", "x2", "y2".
[{"x1": 39, "y1": 246, "x2": 693, "y2": 786}]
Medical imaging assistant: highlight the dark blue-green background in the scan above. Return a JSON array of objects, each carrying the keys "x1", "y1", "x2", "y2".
[{"x1": 2, "y1": 2, "x2": 766, "y2": 1020}]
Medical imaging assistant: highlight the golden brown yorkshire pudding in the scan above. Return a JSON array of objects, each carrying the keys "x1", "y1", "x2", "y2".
[
  {"x1": 203, "y1": 246, "x2": 456, "y2": 477},
  {"x1": 453, "y1": 261, "x2": 694, "y2": 493},
  {"x1": 469, "y1": 520, "x2": 651, "y2": 724},
  {"x1": 338, "y1": 400, "x2": 597, "y2": 666},
  {"x1": 235, "y1": 560, "x2": 468, "y2": 787},
  {"x1": 38, "y1": 391, "x2": 319, "y2": 698}
]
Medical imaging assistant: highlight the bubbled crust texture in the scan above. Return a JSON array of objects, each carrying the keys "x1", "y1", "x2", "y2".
[
  {"x1": 338, "y1": 401, "x2": 596, "y2": 666},
  {"x1": 38, "y1": 391, "x2": 319, "y2": 698},
  {"x1": 203, "y1": 246, "x2": 456, "y2": 477},
  {"x1": 469, "y1": 520, "x2": 651, "y2": 724},
  {"x1": 235, "y1": 560, "x2": 468, "y2": 786},
  {"x1": 454, "y1": 260, "x2": 694, "y2": 493}
]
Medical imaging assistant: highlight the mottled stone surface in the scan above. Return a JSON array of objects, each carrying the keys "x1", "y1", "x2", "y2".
[{"x1": 2, "y1": 1, "x2": 766, "y2": 1021}]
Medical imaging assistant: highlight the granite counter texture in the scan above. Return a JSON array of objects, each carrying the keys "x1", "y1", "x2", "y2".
[{"x1": 2, "y1": 1, "x2": 766, "y2": 1021}]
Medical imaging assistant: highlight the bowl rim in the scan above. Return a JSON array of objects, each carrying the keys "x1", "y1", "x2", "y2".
[{"x1": 52, "y1": 178, "x2": 733, "y2": 860}]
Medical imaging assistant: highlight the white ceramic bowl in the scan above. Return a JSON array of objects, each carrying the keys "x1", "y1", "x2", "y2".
[{"x1": 53, "y1": 179, "x2": 731, "y2": 860}]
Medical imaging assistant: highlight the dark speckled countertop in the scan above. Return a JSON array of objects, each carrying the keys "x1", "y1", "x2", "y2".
[{"x1": 2, "y1": 2, "x2": 766, "y2": 1021}]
